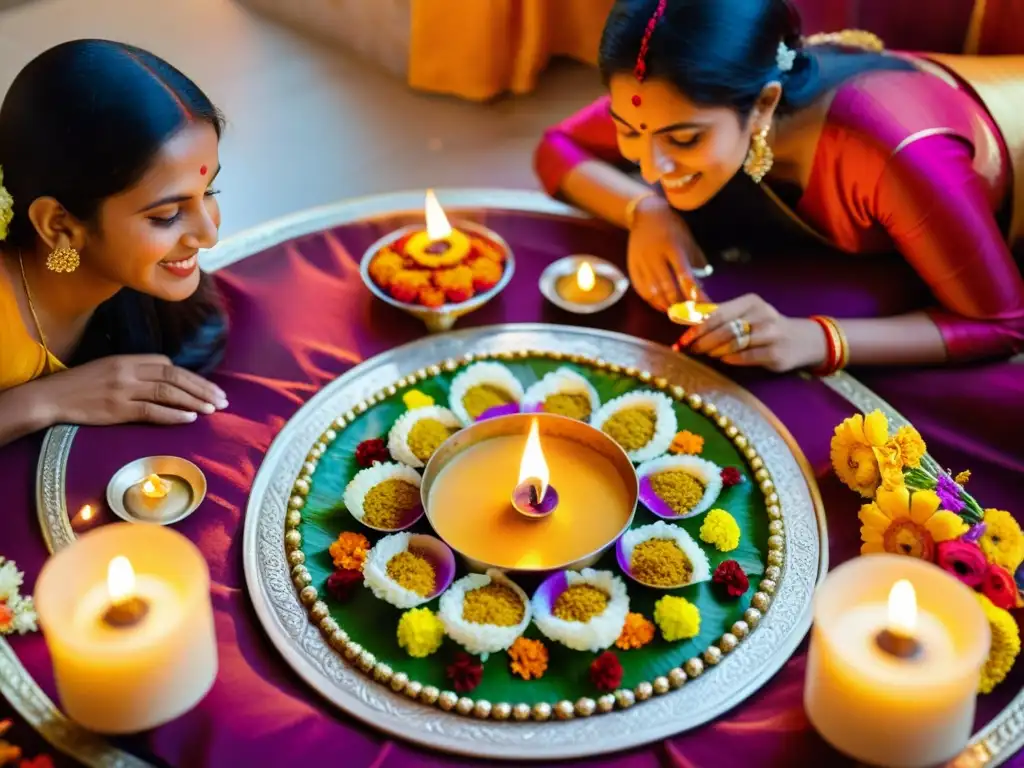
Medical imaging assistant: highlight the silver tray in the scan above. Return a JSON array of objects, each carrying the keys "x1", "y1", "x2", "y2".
[{"x1": 242, "y1": 322, "x2": 828, "y2": 761}]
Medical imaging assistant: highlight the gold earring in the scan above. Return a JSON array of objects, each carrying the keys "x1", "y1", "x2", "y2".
[
  {"x1": 743, "y1": 126, "x2": 774, "y2": 184},
  {"x1": 46, "y1": 244, "x2": 80, "y2": 273}
]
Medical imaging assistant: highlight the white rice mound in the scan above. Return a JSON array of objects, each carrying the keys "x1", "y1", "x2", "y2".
[
  {"x1": 362, "y1": 532, "x2": 434, "y2": 609},
  {"x1": 522, "y1": 367, "x2": 601, "y2": 420},
  {"x1": 439, "y1": 569, "x2": 531, "y2": 656},
  {"x1": 621, "y1": 520, "x2": 711, "y2": 586},
  {"x1": 387, "y1": 406, "x2": 461, "y2": 468},
  {"x1": 448, "y1": 362, "x2": 525, "y2": 426},
  {"x1": 590, "y1": 390, "x2": 678, "y2": 463},
  {"x1": 636, "y1": 454, "x2": 723, "y2": 518},
  {"x1": 343, "y1": 462, "x2": 421, "y2": 527},
  {"x1": 531, "y1": 568, "x2": 630, "y2": 653}
]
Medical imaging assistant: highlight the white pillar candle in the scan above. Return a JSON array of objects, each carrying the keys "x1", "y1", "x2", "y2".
[
  {"x1": 35, "y1": 523, "x2": 217, "y2": 734},
  {"x1": 804, "y1": 554, "x2": 990, "y2": 768}
]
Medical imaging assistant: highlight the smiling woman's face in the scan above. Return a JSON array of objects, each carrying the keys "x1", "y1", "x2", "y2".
[
  {"x1": 84, "y1": 122, "x2": 222, "y2": 302},
  {"x1": 608, "y1": 73, "x2": 771, "y2": 210}
]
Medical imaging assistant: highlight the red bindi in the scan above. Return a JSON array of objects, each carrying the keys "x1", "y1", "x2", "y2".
[
  {"x1": 632, "y1": 94, "x2": 642, "y2": 107},
  {"x1": 200, "y1": 165, "x2": 208, "y2": 176},
  {"x1": 639, "y1": 122, "x2": 647, "y2": 131}
]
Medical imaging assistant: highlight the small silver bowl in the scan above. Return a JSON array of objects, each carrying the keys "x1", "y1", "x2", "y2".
[
  {"x1": 106, "y1": 456, "x2": 207, "y2": 526},
  {"x1": 360, "y1": 221, "x2": 515, "y2": 334},
  {"x1": 539, "y1": 255, "x2": 629, "y2": 315}
]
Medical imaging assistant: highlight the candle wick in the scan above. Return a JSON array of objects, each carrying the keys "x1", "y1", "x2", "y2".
[
  {"x1": 875, "y1": 628, "x2": 922, "y2": 660},
  {"x1": 102, "y1": 596, "x2": 150, "y2": 628}
]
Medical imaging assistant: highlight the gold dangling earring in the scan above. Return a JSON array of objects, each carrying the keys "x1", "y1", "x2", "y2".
[
  {"x1": 46, "y1": 238, "x2": 80, "y2": 273},
  {"x1": 743, "y1": 125, "x2": 774, "y2": 184}
]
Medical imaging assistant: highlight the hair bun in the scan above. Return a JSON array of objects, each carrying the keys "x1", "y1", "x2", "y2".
[{"x1": 779, "y1": 0, "x2": 803, "y2": 48}]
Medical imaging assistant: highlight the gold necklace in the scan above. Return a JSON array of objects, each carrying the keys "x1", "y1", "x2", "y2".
[{"x1": 18, "y1": 251, "x2": 53, "y2": 359}]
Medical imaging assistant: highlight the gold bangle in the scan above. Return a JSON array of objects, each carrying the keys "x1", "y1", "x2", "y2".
[
  {"x1": 624, "y1": 190, "x2": 657, "y2": 230},
  {"x1": 828, "y1": 317, "x2": 850, "y2": 370}
]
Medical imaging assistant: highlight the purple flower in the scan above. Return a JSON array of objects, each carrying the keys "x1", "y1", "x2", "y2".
[
  {"x1": 935, "y1": 474, "x2": 966, "y2": 514},
  {"x1": 962, "y1": 523, "x2": 987, "y2": 544}
]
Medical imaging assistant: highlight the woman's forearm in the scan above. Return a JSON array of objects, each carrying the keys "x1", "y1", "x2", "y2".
[
  {"x1": 837, "y1": 312, "x2": 948, "y2": 366},
  {"x1": 559, "y1": 159, "x2": 653, "y2": 229},
  {"x1": 0, "y1": 381, "x2": 58, "y2": 447}
]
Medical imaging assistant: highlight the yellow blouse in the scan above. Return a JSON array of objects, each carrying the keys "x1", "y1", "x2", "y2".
[{"x1": 0, "y1": 265, "x2": 66, "y2": 391}]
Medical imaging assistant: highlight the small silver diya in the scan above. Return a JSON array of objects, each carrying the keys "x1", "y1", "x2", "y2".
[
  {"x1": 539, "y1": 255, "x2": 629, "y2": 315},
  {"x1": 106, "y1": 456, "x2": 207, "y2": 526}
]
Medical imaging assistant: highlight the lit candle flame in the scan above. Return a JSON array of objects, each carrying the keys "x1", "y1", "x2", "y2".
[
  {"x1": 424, "y1": 188, "x2": 452, "y2": 241},
  {"x1": 518, "y1": 418, "x2": 550, "y2": 504},
  {"x1": 107, "y1": 556, "x2": 136, "y2": 606},
  {"x1": 576, "y1": 262, "x2": 596, "y2": 292},
  {"x1": 141, "y1": 474, "x2": 168, "y2": 499},
  {"x1": 79, "y1": 504, "x2": 93, "y2": 522},
  {"x1": 887, "y1": 579, "x2": 917, "y2": 638}
]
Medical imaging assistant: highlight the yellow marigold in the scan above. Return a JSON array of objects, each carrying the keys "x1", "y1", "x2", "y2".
[
  {"x1": 616, "y1": 612, "x2": 656, "y2": 650},
  {"x1": 859, "y1": 487, "x2": 967, "y2": 559},
  {"x1": 329, "y1": 531, "x2": 370, "y2": 571},
  {"x1": 402, "y1": 390, "x2": 435, "y2": 410},
  {"x1": 653, "y1": 595, "x2": 701, "y2": 642},
  {"x1": 976, "y1": 593, "x2": 1020, "y2": 694},
  {"x1": 979, "y1": 509, "x2": 1024, "y2": 574},
  {"x1": 396, "y1": 607, "x2": 445, "y2": 658},
  {"x1": 507, "y1": 636, "x2": 548, "y2": 680},
  {"x1": 669, "y1": 430, "x2": 705, "y2": 456},
  {"x1": 873, "y1": 442, "x2": 907, "y2": 493},
  {"x1": 891, "y1": 425, "x2": 926, "y2": 469},
  {"x1": 830, "y1": 411, "x2": 890, "y2": 497},
  {"x1": 700, "y1": 508, "x2": 741, "y2": 552}
]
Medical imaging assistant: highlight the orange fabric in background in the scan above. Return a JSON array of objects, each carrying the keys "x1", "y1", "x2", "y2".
[{"x1": 408, "y1": 0, "x2": 614, "y2": 101}]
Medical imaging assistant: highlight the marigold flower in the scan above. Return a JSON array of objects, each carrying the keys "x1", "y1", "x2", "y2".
[
  {"x1": 700, "y1": 509, "x2": 741, "y2": 552},
  {"x1": 653, "y1": 595, "x2": 701, "y2": 642},
  {"x1": 329, "y1": 531, "x2": 370, "y2": 571},
  {"x1": 396, "y1": 607, "x2": 445, "y2": 658},
  {"x1": 669, "y1": 430, "x2": 704, "y2": 456},
  {"x1": 446, "y1": 651, "x2": 484, "y2": 692},
  {"x1": 615, "y1": 612, "x2": 656, "y2": 650},
  {"x1": 976, "y1": 593, "x2": 1020, "y2": 694},
  {"x1": 589, "y1": 651, "x2": 623, "y2": 691},
  {"x1": 402, "y1": 390, "x2": 435, "y2": 410},
  {"x1": 979, "y1": 509, "x2": 1024, "y2": 574},
  {"x1": 508, "y1": 637, "x2": 548, "y2": 680}
]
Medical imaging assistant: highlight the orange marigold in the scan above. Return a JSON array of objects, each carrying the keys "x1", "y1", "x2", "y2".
[
  {"x1": 616, "y1": 612, "x2": 656, "y2": 650},
  {"x1": 508, "y1": 637, "x2": 549, "y2": 681},
  {"x1": 329, "y1": 531, "x2": 370, "y2": 571},
  {"x1": 669, "y1": 430, "x2": 704, "y2": 456}
]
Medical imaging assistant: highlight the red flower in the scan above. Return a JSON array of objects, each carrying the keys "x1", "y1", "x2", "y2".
[
  {"x1": 982, "y1": 564, "x2": 1018, "y2": 611},
  {"x1": 712, "y1": 560, "x2": 749, "y2": 598},
  {"x1": 355, "y1": 438, "x2": 389, "y2": 468},
  {"x1": 936, "y1": 540, "x2": 987, "y2": 589},
  {"x1": 589, "y1": 651, "x2": 623, "y2": 692},
  {"x1": 720, "y1": 467, "x2": 742, "y2": 488},
  {"x1": 326, "y1": 568, "x2": 363, "y2": 602},
  {"x1": 446, "y1": 652, "x2": 484, "y2": 693}
]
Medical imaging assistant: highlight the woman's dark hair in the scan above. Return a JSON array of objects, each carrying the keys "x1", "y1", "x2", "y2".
[
  {"x1": 599, "y1": 0, "x2": 915, "y2": 118},
  {"x1": 0, "y1": 39, "x2": 227, "y2": 373}
]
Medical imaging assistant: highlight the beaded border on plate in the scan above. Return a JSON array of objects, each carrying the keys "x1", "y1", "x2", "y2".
[{"x1": 282, "y1": 350, "x2": 784, "y2": 722}]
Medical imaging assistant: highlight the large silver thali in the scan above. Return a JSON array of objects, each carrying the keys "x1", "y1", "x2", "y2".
[{"x1": 242, "y1": 322, "x2": 828, "y2": 761}]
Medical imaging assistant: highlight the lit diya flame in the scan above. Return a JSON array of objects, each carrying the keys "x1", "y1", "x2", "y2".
[
  {"x1": 668, "y1": 300, "x2": 718, "y2": 326},
  {"x1": 576, "y1": 261, "x2": 596, "y2": 293},
  {"x1": 140, "y1": 474, "x2": 169, "y2": 499},
  {"x1": 424, "y1": 188, "x2": 452, "y2": 241},
  {"x1": 104, "y1": 555, "x2": 149, "y2": 627},
  {"x1": 79, "y1": 504, "x2": 94, "y2": 522},
  {"x1": 406, "y1": 189, "x2": 470, "y2": 267},
  {"x1": 876, "y1": 578, "x2": 921, "y2": 658},
  {"x1": 511, "y1": 418, "x2": 559, "y2": 518}
]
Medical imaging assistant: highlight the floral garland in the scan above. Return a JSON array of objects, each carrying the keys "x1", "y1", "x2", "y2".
[
  {"x1": 0, "y1": 559, "x2": 37, "y2": 637},
  {"x1": 830, "y1": 411, "x2": 1022, "y2": 692}
]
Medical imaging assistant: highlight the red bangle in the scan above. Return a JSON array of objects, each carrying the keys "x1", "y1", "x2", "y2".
[{"x1": 809, "y1": 315, "x2": 842, "y2": 376}]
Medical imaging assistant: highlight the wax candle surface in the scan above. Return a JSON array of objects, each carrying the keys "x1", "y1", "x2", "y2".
[
  {"x1": 428, "y1": 434, "x2": 633, "y2": 569},
  {"x1": 804, "y1": 555, "x2": 989, "y2": 768},
  {"x1": 35, "y1": 523, "x2": 217, "y2": 734},
  {"x1": 123, "y1": 474, "x2": 192, "y2": 521},
  {"x1": 555, "y1": 271, "x2": 615, "y2": 305}
]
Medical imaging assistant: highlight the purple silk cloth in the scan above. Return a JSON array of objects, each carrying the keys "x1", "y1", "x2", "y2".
[{"x1": 3, "y1": 211, "x2": 1022, "y2": 768}]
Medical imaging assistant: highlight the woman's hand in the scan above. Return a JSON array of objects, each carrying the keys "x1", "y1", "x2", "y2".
[
  {"x1": 627, "y1": 195, "x2": 703, "y2": 311},
  {"x1": 678, "y1": 294, "x2": 828, "y2": 373},
  {"x1": 32, "y1": 355, "x2": 228, "y2": 427}
]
